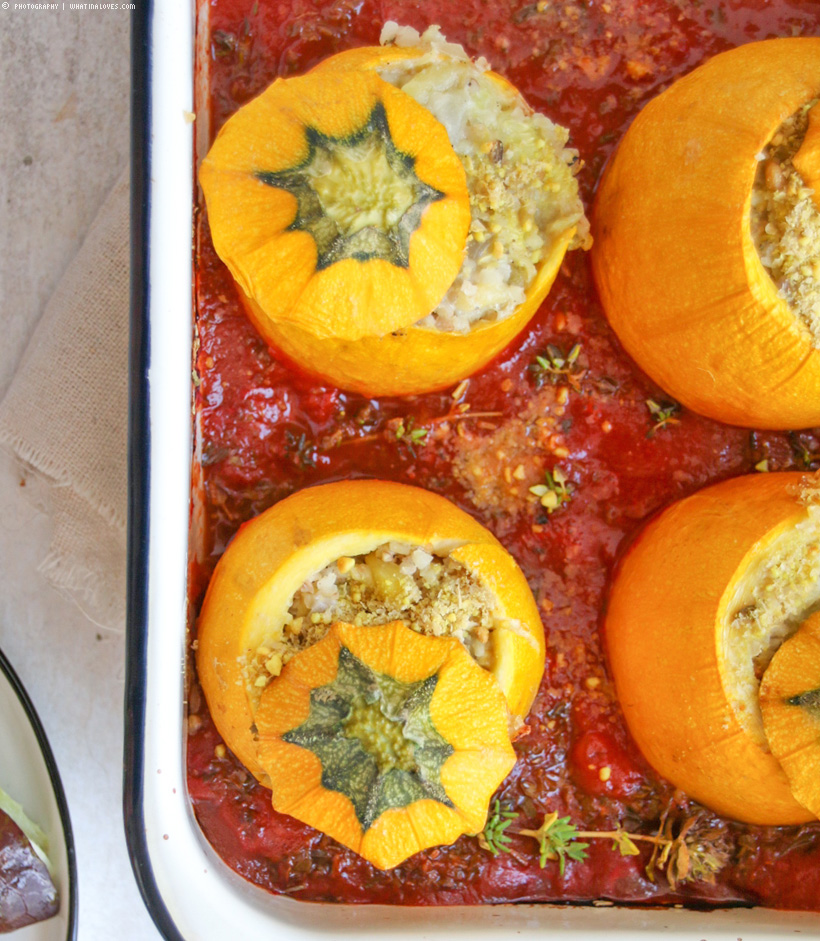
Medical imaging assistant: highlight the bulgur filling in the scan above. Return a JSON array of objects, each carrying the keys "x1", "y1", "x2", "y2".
[
  {"x1": 378, "y1": 23, "x2": 590, "y2": 334},
  {"x1": 750, "y1": 99, "x2": 820, "y2": 344},
  {"x1": 723, "y1": 491, "x2": 820, "y2": 748},
  {"x1": 250, "y1": 542, "x2": 499, "y2": 688}
]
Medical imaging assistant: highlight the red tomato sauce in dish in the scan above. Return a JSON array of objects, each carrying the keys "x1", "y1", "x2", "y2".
[{"x1": 189, "y1": 0, "x2": 820, "y2": 907}]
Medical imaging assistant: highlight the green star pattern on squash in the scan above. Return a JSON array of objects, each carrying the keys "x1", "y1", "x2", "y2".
[
  {"x1": 255, "y1": 103, "x2": 444, "y2": 270},
  {"x1": 282, "y1": 645, "x2": 455, "y2": 830}
]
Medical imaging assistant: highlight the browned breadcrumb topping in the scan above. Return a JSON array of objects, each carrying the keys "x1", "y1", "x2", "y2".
[
  {"x1": 452, "y1": 387, "x2": 571, "y2": 518},
  {"x1": 799, "y1": 470, "x2": 820, "y2": 505},
  {"x1": 751, "y1": 99, "x2": 820, "y2": 344},
  {"x1": 250, "y1": 544, "x2": 499, "y2": 687}
]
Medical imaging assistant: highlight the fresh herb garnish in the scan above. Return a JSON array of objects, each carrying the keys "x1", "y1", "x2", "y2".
[
  {"x1": 645, "y1": 398, "x2": 680, "y2": 437},
  {"x1": 529, "y1": 343, "x2": 585, "y2": 392},
  {"x1": 212, "y1": 29, "x2": 236, "y2": 58},
  {"x1": 393, "y1": 417, "x2": 429, "y2": 456},
  {"x1": 284, "y1": 429, "x2": 317, "y2": 468},
  {"x1": 478, "y1": 800, "x2": 517, "y2": 857},
  {"x1": 529, "y1": 467, "x2": 572, "y2": 513},
  {"x1": 788, "y1": 431, "x2": 820, "y2": 469},
  {"x1": 479, "y1": 805, "x2": 729, "y2": 886}
]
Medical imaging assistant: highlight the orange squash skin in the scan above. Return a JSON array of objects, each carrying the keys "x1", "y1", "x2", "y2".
[
  {"x1": 591, "y1": 39, "x2": 820, "y2": 429},
  {"x1": 199, "y1": 69, "x2": 470, "y2": 342},
  {"x1": 238, "y1": 228, "x2": 573, "y2": 396},
  {"x1": 606, "y1": 472, "x2": 815, "y2": 825},
  {"x1": 254, "y1": 621, "x2": 516, "y2": 870},
  {"x1": 760, "y1": 611, "x2": 820, "y2": 819},
  {"x1": 227, "y1": 43, "x2": 578, "y2": 397},
  {"x1": 196, "y1": 480, "x2": 545, "y2": 782}
]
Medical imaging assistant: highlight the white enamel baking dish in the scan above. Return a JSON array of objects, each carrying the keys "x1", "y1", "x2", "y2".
[{"x1": 125, "y1": 1, "x2": 820, "y2": 937}]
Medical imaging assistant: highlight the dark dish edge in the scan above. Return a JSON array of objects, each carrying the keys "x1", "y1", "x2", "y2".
[{"x1": 123, "y1": 2, "x2": 187, "y2": 939}]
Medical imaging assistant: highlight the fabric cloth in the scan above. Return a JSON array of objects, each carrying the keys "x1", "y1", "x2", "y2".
[{"x1": 0, "y1": 168, "x2": 129, "y2": 627}]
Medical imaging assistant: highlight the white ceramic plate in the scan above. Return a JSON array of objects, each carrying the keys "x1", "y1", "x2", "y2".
[{"x1": 0, "y1": 647, "x2": 77, "y2": 940}]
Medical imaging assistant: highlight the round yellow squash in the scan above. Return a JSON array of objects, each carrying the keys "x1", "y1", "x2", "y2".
[
  {"x1": 238, "y1": 227, "x2": 574, "y2": 396},
  {"x1": 255, "y1": 40, "x2": 578, "y2": 396},
  {"x1": 197, "y1": 480, "x2": 545, "y2": 782},
  {"x1": 199, "y1": 68, "x2": 470, "y2": 342},
  {"x1": 203, "y1": 34, "x2": 585, "y2": 396},
  {"x1": 606, "y1": 472, "x2": 819, "y2": 825},
  {"x1": 255, "y1": 620, "x2": 516, "y2": 869},
  {"x1": 592, "y1": 38, "x2": 820, "y2": 429}
]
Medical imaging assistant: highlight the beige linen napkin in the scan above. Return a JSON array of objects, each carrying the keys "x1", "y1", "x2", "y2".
[{"x1": 0, "y1": 168, "x2": 129, "y2": 628}]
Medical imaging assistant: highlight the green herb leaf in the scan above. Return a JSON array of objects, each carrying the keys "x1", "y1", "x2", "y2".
[
  {"x1": 529, "y1": 343, "x2": 585, "y2": 391},
  {"x1": 392, "y1": 417, "x2": 429, "y2": 457},
  {"x1": 284, "y1": 429, "x2": 317, "y2": 468},
  {"x1": 479, "y1": 800, "x2": 517, "y2": 856},
  {"x1": 788, "y1": 431, "x2": 820, "y2": 469},
  {"x1": 645, "y1": 398, "x2": 681, "y2": 438},
  {"x1": 611, "y1": 829, "x2": 641, "y2": 856}
]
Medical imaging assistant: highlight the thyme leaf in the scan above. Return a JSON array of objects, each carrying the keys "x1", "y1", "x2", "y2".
[
  {"x1": 284, "y1": 430, "x2": 317, "y2": 469},
  {"x1": 212, "y1": 29, "x2": 236, "y2": 58},
  {"x1": 788, "y1": 431, "x2": 820, "y2": 469},
  {"x1": 517, "y1": 812, "x2": 590, "y2": 874},
  {"x1": 478, "y1": 800, "x2": 517, "y2": 856},
  {"x1": 392, "y1": 417, "x2": 429, "y2": 457},
  {"x1": 646, "y1": 810, "x2": 730, "y2": 889},
  {"x1": 645, "y1": 398, "x2": 680, "y2": 438},
  {"x1": 529, "y1": 343, "x2": 585, "y2": 392}
]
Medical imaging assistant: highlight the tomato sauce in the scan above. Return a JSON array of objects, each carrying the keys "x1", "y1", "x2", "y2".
[{"x1": 189, "y1": 0, "x2": 820, "y2": 908}]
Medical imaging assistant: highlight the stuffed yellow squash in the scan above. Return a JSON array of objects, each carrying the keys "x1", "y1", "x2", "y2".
[
  {"x1": 200, "y1": 24, "x2": 589, "y2": 395},
  {"x1": 606, "y1": 472, "x2": 820, "y2": 825},
  {"x1": 196, "y1": 480, "x2": 545, "y2": 867},
  {"x1": 592, "y1": 38, "x2": 820, "y2": 429}
]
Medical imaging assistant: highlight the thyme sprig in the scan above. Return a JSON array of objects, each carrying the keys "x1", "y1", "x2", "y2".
[
  {"x1": 530, "y1": 343, "x2": 585, "y2": 391},
  {"x1": 645, "y1": 398, "x2": 681, "y2": 438},
  {"x1": 392, "y1": 417, "x2": 428, "y2": 456},
  {"x1": 478, "y1": 800, "x2": 518, "y2": 857},
  {"x1": 479, "y1": 805, "x2": 729, "y2": 886},
  {"x1": 325, "y1": 408, "x2": 504, "y2": 453},
  {"x1": 529, "y1": 467, "x2": 572, "y2": 513}
]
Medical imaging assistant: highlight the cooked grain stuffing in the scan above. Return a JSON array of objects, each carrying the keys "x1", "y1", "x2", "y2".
[
  {"x1": 251, "y1": 543, "x2": 499, "y2": 683},
  {"x1": 377, "y1": 23, "x2": 589, "y2": 334},
  {"x1": 751, "y1": 99, "x2": 820, "y2": 343},
  {"x1": 724, "y1": 479, "x2": 820, "y2": 748}
]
